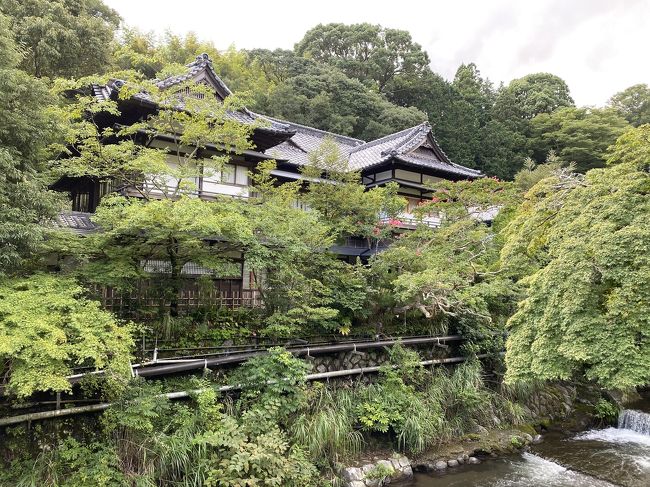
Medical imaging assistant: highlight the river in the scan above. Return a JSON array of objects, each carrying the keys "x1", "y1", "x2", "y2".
[{"x1": 409, "y1": 407, "x2": 650, "y2": 487}]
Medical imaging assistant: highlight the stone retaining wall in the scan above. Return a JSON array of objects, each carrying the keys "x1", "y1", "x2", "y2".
[
  {"x1": 309, "y1": 343, "x2": 452, "y2": 375},
  {"x1": 524, "y1": 383, "x2": 575, "y2": 421},
  {"x1": 341, "y1": 455, "x2": 413, "y2": 486}
]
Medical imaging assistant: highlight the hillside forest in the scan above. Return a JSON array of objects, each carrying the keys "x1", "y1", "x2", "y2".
[{"x1": 0, "y1": 1, "x2": 649, "y2": 486}]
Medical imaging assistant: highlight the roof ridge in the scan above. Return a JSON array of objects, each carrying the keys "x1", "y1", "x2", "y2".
[
  {"x1": 382, "y1": 122, "x2": 430, "y2": 156},
  {"x1": 349, "y1": 122, "x2": 429, "y2": 154},
  {"x1": 264, "y1": 116, "x2": 365, "y2": 146},
  {"x1": 154, "y1": 53, "x2": 232, "y2": 97}
]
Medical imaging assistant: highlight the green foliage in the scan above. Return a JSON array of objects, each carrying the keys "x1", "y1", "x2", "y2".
[
  {"x1": 503, "y1": 125, "x2": 650, "y2": 389},
  {"x1": 291, "y1": 386, "x2": 363, "y2": 466},
  {"x1": 365, "y1": 463, "x2": 395, "y2": 482},
  {"x1": 0, "y1": 14, "x2": 62, "y2": 274},
  {"x1": 237, "y1": 347, "x2": 527, "y2": 468},
  {"x1": 494, "y1": 73, "x2": 574, "y2": 122},
  {"x1": 17, "y1": 438, "x2": 127, "y2": 487},
  {"x1": 594, "y1": 398, "x2": 619, "y2": 424},
  {"x1": 258, "y1": 63, "x2": 426, "y2": 141},
  {"x1": 529, "y1": 107, "x2": 630, "y2": 172},
  {"x1": 301, "y1": 138, "x2": 406, "y2": 239},
  {"x1": 606, "y1": 123, "x2": 650, "y2": 167},
  {"x1": 230, "y1": 347, "x2": 311, "y2": 427},
  {"x1": 295, "y1": 23, "x2": 430, "y2": 94},
  {"x1": 0, "y1": 273, "x2": 132, "y2": 397},
  {"x1": 0, "y1": 0, "x2": 120, "y2": 78},
  {"x1": 368, "y1": 178, "x2": 517, "y2": 348},
  {"x1": 608, "y1": 84, "x2": 650, "y2": 127},
  {"x1": 513, "y1": 152, "x2": 569, "y2": 192}
]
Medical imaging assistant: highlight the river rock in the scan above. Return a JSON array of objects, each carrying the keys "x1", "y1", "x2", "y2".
[
  {"x1": 342, "y1": 467, "x2": 364, "y2": 482},
  {"x1": 434, "y1": 460, "x2": 448, "y2": 470},
  {"x1": 447, "y1": 459, "x2": 459, "y2": 467},
  {"x1": 532, "y1": 434, "x2": 543, "y2": 444},
  {"x1": 396, "y1": 456, "x2": 410, "y2": 468},
  {"x1": 348, "y1": 482, "x2": 365, "y2": 487},
  {"x1": 457, "y1": 455, "x2": 465, "y2": 464},
  {"x1": 468, "y1": 456, "x2": 481, "y2": 464}
]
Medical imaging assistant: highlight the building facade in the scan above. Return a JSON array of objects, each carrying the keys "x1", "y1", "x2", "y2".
[{"x1": 52, "y1": 54, "x2": 483, "y2": 310}]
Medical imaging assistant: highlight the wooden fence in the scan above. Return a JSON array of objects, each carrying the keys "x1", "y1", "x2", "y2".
[{"x1": 94, "y1": 285, "x2": 263, "y2": 314}]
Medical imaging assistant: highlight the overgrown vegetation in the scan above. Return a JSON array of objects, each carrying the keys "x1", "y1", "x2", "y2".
[
  {"x1": 0, "y1": 1, "x2": 648, "y2": 484},
  {"x1": 0, "y1": 346, "x2": 527, "y2": 485}
]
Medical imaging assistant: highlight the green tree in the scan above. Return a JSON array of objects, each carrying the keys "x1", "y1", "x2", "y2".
[
  {"x1": 608, "y1": 83, "x2": 650, "y2": 127},
  {"x1": 513, "y1": 151, "x2": 568, "y2": 192},
  {"x1": 247, "y1": 48, "x2": 314, "y2": 84},
  {"x1": 529, "y1": 107, "x2": 630, "y2": 172},
  {"x1": 453, "y1": 63, "x2": 495, "y2": 125},
  {"x1": 295, "y1": 23, "x2": 430, "y2": 93},
  {"x1": 0, "y1": 0, "x2": 121, "y2": 78},
  {"x1": 301, "y1": 138, "x2": 406, "y2": 239},
  {"x1": 0, "y1": 273, "x2": 132, "y2": 397},
  {"x1": 0, "y1": 14, "x2": 61, "y2": 274},
  {"x1": 502, "y1": 125, "x2": 650, "y2": 389},
  {"x1": 369, "y1": 178, "x2": 517, "y2": 349},
  {"x1": 112, "y1": 30, "x2": 274, "y2": 103},
  {"x1": 477, "y1": 119, "x2": 528, "y2": 179},
  {"x1": 493, "y1": 72, "x2": 574, "y2": 123},
  {"x1": 245, "y1": 160, "x2": 368, "y2": 336},
  {"x1": 259, "y1": 64, "x2": 426, "y2": 140}
]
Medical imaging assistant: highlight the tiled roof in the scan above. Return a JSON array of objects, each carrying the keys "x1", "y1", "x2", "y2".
[
  {"x1": 265, "y1": 118, "x2": 363, "y2": 166},
  {"x1": 55, "y1": 212, "x2": 99, "y2": 235},
  {"x1": 266, "y1": 120, "x2": 482, "y2": 179},
  {"x1": 92, "y1": 54, "x2": 293, "y2": 136},
  {"x1": 91, "y1": 55, "x2": 480, "y2": 179}
]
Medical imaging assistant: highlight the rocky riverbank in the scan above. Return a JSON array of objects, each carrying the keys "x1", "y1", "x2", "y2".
[
  {"x1": 339, "y1": 382, "x2": 579, "y2": 486},
  {"x1": 340, "y1": 428, "x2": 543, "y2": 486}
]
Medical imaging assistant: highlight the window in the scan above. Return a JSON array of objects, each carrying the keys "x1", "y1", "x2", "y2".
[
  {"x1": 236, "y1": 165, "x2": 248, "y2": 185},
  {"x1": 395, "y1": 169, "x2": 422, "y2": 183},
  {"x1": 221, "y1": 164, "x2": 236, "y2": 184},
  {"x1": 218, "y1": 164, "x2": 248, "y2": 186}
]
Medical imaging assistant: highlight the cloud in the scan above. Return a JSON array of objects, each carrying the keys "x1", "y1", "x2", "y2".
[{"x1": 104, "y1": 0, "x2": 649, "y2": 106}]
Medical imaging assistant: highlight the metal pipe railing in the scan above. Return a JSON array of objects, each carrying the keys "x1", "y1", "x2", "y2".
[
  {"x1": 118, "y1": 335, "x2": 463, "y2": 380},
  {"x1": 0, "y1": 352, "x2": 490, "y2": 427}
]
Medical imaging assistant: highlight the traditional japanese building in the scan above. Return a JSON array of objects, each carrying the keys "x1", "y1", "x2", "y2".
[{"x1": 52, "y1": 54, "x2": 482, "y2": 309}]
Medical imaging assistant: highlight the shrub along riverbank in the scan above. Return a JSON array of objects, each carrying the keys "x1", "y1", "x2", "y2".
[{"x1": 0, "y1": 345, "x2": 580, "y2": 486}]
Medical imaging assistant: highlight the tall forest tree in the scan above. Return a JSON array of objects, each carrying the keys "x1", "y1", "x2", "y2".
[
  {"x1": 608, "y1": 83, "x2": 650, "y2": 127},
  {"x1": 502, "y1": 125, "x2": 650, "y2": 389},
  {"x1": 259, "y1": 64, "x2": 426, "y2": 140},
  {"x1": 529, "y1": 107, "x2": 630, "y2": 172},
  {"x1": 0, "y1": 14, "x2": 60, "y2": 273},
  {"x1": 295, "y1": 23, "x2": 430, "y2": 94},
  {"x1": 0, "y1": 0, "x2": 121, "y2": 78},
  {"x1": 0, "y1": 14, "x2": 133, "y2": 399}
]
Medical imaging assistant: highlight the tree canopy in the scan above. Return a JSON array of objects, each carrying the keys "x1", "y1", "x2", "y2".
[
  {"x1": 0, "y1": 0, "x2": 121, "y2": 78},
  {"x1": 502, "y1": 125, "x2": 650, "y2": 389},
  {"x1": 608, "y1": 83, "x2": 650, "y2": 127},
  {"x1": 529, "y1": 107, "x2": 630, "y2": 172},
  {"x1": 295, "y1": 23, "x2": 430, "y2": 94},
  {"x1": 0, "y1": 14, "x2": 61, "y2": 274}
]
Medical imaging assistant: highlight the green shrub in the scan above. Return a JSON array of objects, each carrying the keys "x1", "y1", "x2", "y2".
[{"x1": 594, "y1": 398, "x2": 619, "y2": 424}]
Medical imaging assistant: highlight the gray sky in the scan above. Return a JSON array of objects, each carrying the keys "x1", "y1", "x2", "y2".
[{"x1": 104, "y1": 0, "x2": 649, "y2": 106}]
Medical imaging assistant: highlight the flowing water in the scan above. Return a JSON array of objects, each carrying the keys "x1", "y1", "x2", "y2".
[{"x1": 410, "y1": 407, "x2": 650, "y2": 487}]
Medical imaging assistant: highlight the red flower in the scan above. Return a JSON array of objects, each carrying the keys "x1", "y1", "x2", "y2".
[{"x1": 388, "y1": 218, "x2": 403, "y2": 226}]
